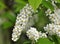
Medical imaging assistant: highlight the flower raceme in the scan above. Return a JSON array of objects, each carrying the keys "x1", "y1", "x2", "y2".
[
  {"x1": 12, "y1": 4, "x2": 34, "y2": 42},
  {"x1": 26, "y1": 27, "x2": 39, "y2": 42},
  {"x1": 26, "y1": 27, "x2": 47, "y2": 42},
  {"x1": 45, "y1": 9, "x2": 60, "y2": 37},
  {"x1": 44, "y1": 23, "x2": 60, "y2": 36}
]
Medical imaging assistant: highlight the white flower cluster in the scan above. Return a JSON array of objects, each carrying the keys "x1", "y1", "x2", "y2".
[
  {"x1": 39, "y1": 31, "x2": 47, "y2": 38},
  {"x1": 12, "y1": 25, "x2": 22, "y2": 41},
  {"x1": 44, "y1": 23, "x2": 60, "y2": 35},
  {"x1": 44, "y1": 9, "x2": 60, "y2": 37},
  {"x1": 12, "y1": 4, "x2": 34, "y2": 42},
  {"x1": 26, "y1": 27, "x2": 47, "y2": 42},
  {"x1": 49, "y1": 9, "x2": 60, "y2": 25},
  {"x1": 26, "y1": 27, "x2": 39, "y2": 42}
]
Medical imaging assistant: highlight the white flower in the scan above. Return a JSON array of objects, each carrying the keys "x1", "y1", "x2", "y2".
[
  {"x1": 26, "y1": 27, "x2": 39, "y2": 42},
  {"x1": 12, "y1": 4, "x2": 34, "y2": 42}
]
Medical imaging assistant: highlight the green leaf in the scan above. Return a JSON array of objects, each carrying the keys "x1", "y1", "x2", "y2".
[
  {"x1": 56, "y1": 36, "x2": 60, "y2": 44},
  {"x1": 58, "y1": 37, "x2": 60, "y2": 44},
  {"x1": 2, "y1": 21, "x2": 13, "y2": 29},
  {"x1": 28, "y1": 0, "x2": 42, "y2": 11},
  {"x1": 23, "y1": 41, "x2": 31, "y2": 44},
  {"x1": 36, "y1": 38, "x2": 53, "y2": 44},
  {"x1": 52, "y1": 35, "x2": 59, "y2": 44},
  {"x1": 42, "y1": 0, "x2": 54, "y2": 11}
]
